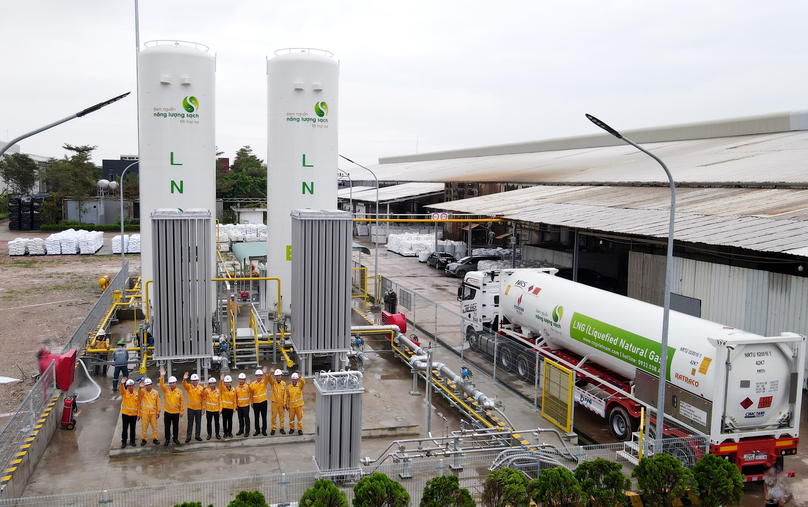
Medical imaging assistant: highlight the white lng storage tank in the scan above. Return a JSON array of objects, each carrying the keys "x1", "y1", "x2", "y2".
[
  {"x1": 266, "y1": 48, "x2": 339, "y2": 315},
  {"x1": 137, "y1": 40, "x2": 216, "y2": 288},
  {"x1": 499, "y1": 269, "x2": 795, "y2": 431}
]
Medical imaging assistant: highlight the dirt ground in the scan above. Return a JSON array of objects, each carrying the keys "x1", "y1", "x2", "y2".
[{"x1": 0, "y1": 221, "x2": 140, "y2": 414}]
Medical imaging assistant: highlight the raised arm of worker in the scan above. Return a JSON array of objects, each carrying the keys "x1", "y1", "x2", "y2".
[{"x1": 261, "y1": 365, "x2": 269, "y2": 386}]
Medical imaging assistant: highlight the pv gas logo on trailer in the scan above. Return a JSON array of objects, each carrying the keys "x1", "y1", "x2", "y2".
[{"x1": 286, "y1": 102, "x2": 330, "y2": 128}]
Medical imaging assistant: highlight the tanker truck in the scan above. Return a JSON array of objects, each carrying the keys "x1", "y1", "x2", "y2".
[{"x1": 460, "y1": 268, "x2": 804, "y2": 479}]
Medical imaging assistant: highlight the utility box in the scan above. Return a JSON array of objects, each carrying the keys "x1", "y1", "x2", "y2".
[
  {"x1": 314, "y1": 371, "x2": 363, "y2": 473},
  {"x1": 290, "y1": 209, "x2": 352, "y2": 375},
  {"x1": 151, "y1": 209, "x2": 213, "y2": 360}
]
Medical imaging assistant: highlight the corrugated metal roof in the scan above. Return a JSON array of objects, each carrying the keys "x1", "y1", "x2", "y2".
[
  {"x1": 426, "y1": 185, "x2": 808, "y2": 256},
  {"x1": 337, "y1": 186, "x2": 374, "y2": 198},
  {"x1": 346, "y1": 131, "x2": 808, "y2": 186},
  {"x1": 340, "y1": 182, "x2": 445, "y2": 203}
]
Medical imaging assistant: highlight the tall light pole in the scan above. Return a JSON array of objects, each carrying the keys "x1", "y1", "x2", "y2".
[
  {"x1": 339, "y1": 155, "x2": 380, "y2": 309},
  {"x1": 337, "y1": 169, "x2": 353, "y2": 213},
  {"x1": 116, "y1": 161, "x2": 139, "y2": 288},
  {"x1": 586, "y1": 113, "x2": 675, "y2": 454}
]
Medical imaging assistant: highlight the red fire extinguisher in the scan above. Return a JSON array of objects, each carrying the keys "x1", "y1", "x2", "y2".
[{"x1": 61, "y1": 394, "x2": 78, "y2": 430}]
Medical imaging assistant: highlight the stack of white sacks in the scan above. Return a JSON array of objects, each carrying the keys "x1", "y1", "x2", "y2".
[
  {"x1": 8, "y1": 238, "x2": 28, "y2": 256},
  {"x1": 112, "y1": 234, "x2": 129, "y2": 254},
  {"x1": 28, "y1": 238, "x2": 46, "y2": 255},
  {"x1": 219, "y1": 223, "x2": 268, "y2": 246},
  {"x1": 45, "y1": 233, "x2": 62, "y2": 255},
  {"x1": 78, "y1": 230, "x2": 104, "y2": 254},
  {"x1": 128, "y1": 234, "x2": 141, "y2": 253}
]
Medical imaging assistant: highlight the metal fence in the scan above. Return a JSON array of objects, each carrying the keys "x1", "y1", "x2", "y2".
[
  {"x1": 0, "y1": 435, "x2": 709, "y2": 506},
  {"x1": 0, "y1": 362, "x2": 57, "y2": 486},
  {"x1": 61, "y1": 262, "x2": 129, "y2": 354}
]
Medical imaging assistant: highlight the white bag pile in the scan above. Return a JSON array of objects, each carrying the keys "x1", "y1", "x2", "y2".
[
  {"x1": 78, "y1": 230, "x2": 104, "y2": 254},
  {"x1": 45, "y1": 234, "x2": 62, "y2": 255},
  {"x1": 472, "y1": 247, "x2": 511, "y2": 258},
  {"x1": 219, "y1": 223, "x2": 268, "y2": 244},
  {"x1": 386, "y1": 233, "x2": 436, "y2": 256},
  {"x1": 127, "y1": 234, "x2": 141, "y2": 253},
  {"x1": 112, "y1": 234, "x2": 129, "y2": 254},
  {"x1": 28, "y1": 238, "x2": 46, "y2": 255},
  {"x1": 355, "y1": 224, "x2": 369, "y2": 236},
  {"x1": 7, "y1": 238, "x2": 28, "y2": 256},
  {"x1": 58, "y1": 229, "x2": 79, "y2": 255},
  {"x1": 418, "y1": 250, "x2": 431, "y2": 262}
]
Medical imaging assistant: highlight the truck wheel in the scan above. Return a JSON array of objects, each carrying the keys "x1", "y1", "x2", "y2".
[
  {"x1": 516, "y1": 354, "x2": 532, "y2": 380},
  {"x1": 608, "y1": 406, "x2": 634, "y2": 441},
  {"x1": 499, "y1": 347, "x2": 513, "y2": 370},
  {"x1": 466, "y1": 327, "x2": 479, "y2": 351}
]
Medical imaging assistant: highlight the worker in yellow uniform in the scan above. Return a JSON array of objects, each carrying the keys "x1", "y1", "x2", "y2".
[
  {"x1": 119, "y1": 377, "x2": 140, "y2": 448},
  {"x1": 183, "y1": 372, "x2": 204, "y2": 442},
  {"x1": 203, "y1": 377, "x2": 221, "y2": 440},
  {"x1": 235, "y1": 372, "x2": 252, "y2": 437},
  {"x1": 159, "y1": 368, "x2": 184, "y2": 446},
  {"x1": 268, "y1": 367, "x2": 287, "y2": 435},
  {"x1": 250, "y1": 366, "x2": 269, "y2": 436},
  {"x1": 285, "y1": 372, "x2": 306, "y2": 435},
  {"x1": 219, "y1": 374, "x2": 236, "y2": 438},
  {"x1": 138, "y1": 378, "x2": 161, "y2": 446}
]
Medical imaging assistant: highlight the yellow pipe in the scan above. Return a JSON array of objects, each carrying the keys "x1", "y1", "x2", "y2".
[
  {"x1": 86, "y1": 346, "x2": 153, "y2": 353},
  {"x1": 144, "y1": 280, "x2": 153, "y2": 322},
  {"x1": 353, "y1": 218, "x2": 505, "y2": 223},
  {"x1": 279, "y1": 346, "x2": 294, "y2": 368},
  {"x1": 638, "y1": 406, "x2": 645, "y2": 460},
  {"x1": 139, "y1": 352, "x2": 150, "y2": 374}
]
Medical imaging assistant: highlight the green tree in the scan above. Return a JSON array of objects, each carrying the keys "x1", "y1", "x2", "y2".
[
  {"x1": 43, "y1": 145, "x2": 100, "y2": 223},
  {"x1": 692, "y1": 454, "x2": 743, "y2": 507},
  {"x1": 228, "y1": 490, "x2": 269, "y2": 507},
  {"x1": 353, "y1": 472, "x2": 410, "y2": 507},
  {"x1": 172, "y1": 503, "x2": 213, "y2": 507},
  {"x1": 420, "y1": 475, "x2": 475, "y2": 507},
  {"x1": 573, "y1": 458, "x2": 630, "y2": 507},
  {"x1": 632, "y1": 453, "x2": 697, "y2": 507},
  {"x1": 480, "y1": 468, "x2": 530, "y2": 507},
  {"x1": 0, "y1": 152, "x2": 39, "y2": 195},
  {"x1": 217, "y1": 171, "x2": 267, "y2": 200},
  {"x1": 231, "y1": 145, "x2": 266, "y2": 177},
  {"x1": 529, "y1": 467, "x2": 585, "y2": 507},
  {"x1": 300, "y1": 478, "x2": 349, "y2": 507}
]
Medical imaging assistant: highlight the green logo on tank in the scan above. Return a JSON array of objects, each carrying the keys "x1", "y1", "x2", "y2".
[
  {"x1": 314, "y1": 102, "x2": 328, "y2": 117},
  {"x1": 552, "y1": 306, "x2": 564, "y2": 322},
  {"x1": 182, "y1": 96, "x2": 199, "y2": 113}
]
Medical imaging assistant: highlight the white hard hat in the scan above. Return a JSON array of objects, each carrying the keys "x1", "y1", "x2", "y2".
[
  {"x1": 255, "y1": 369, "x2": 264, "y2": 376},
  {"x1": 238, "y1": 373, "x2": 247, "y2": 379},
  {"x1": 190, "y1": 374, "x2": 199, "y2": 381},
  {"x1": 291, "y1": 373, "x2": 299, "y2": 380},
  {"x1": 125, "y1": 379, "x2": 135, "y2": 386},
  {"x1": 224, "y1": 375, "x2": 232, "y2": 382},
  {"x1": 208, "y1": 377, "x2": 216, "y2": 384},
  {"x1": 98, "y1": 329, "x2": 106, "y2": 336},
  {"x1": 168, "y1": 376, "x2": 177, "y2": 383},
  {"x1": 144, "y1": 378, "x2": 152, "y2": 385},
  {"x1": 274, "y1": 369, "x2": 282, "y2": 376}
]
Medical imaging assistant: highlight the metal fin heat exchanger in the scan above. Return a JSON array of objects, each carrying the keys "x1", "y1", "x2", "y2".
[{"x1": 151, "y1": 209, "x2": 213, "y2": 360}]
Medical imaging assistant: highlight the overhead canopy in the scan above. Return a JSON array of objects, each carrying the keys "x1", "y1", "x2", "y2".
[
  {"x1": 338, "y1": 186, "x2": 374, "y2": 198},
  {"x1": 231, "y1": 241, "x2": 267, "y2": 264},
  {"x1": 338, "y1": 182, "x2": 445, "y2": 204}
]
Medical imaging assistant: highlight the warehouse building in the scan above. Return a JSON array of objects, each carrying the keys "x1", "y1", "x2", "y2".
[{"x1": 343, "y1": 111, "x2": 808, "y2": 365}]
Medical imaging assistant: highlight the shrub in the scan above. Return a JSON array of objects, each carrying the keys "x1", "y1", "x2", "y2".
[
  {"x1": 173, "y1": 503, "x2": 213, "y2": 507},
  {"x1": 353, "y1": 473, "x2": 410, "y2": 507},
  {"x1": 480, "y1": 468, "x2": 530, "y2": 507},
  {"x1": 228, "y1": 490, "x2": 269, "y2": 507},
  {"x1": 574, "y1": 458, "x2": 630, "y2": 507},
  {"x1": 529, "y1": 467, "x2": 585, "y2": 507},
  {"x1": 300, "y1": 478, "x2": 349, "y2": 507},
  {"x1": 420, "y1": 475, "x2": 475, "y2": 507},
  {"x1": 632, "y1": 453, "x2": 696, "y2": 507},
  {"x1": 693, "y1": 454, "x2": 744, "y2": 507}
]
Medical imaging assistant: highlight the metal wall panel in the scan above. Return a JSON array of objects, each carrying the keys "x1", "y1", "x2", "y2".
[
  {"x1": 152, "y1": 210, "x2": 213, "y2": 360},
  {"x1": 290, "y1": 210, "x2": 351, "y2": 354},
  {"x1": 314, "y1": 372, "x2": 363, "y2": 472}
]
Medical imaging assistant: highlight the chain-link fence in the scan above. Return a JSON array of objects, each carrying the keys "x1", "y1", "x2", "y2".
[
  {"x1": 1, "y1": 433, "x2": 709, "y2": 506},
  {"x1": 61, "y1": 262, "x2": 129, "y2": 354},
  {"x1": 0, "y1": 362, "x2": 57, "y2": 486}
]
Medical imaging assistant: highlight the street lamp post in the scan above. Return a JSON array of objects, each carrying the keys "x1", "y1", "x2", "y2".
[
  {"x1": 585, "y1": 113, "x2": 675, "y2": 454},
  {"x1": 116, "y1": 161, "x2": 139, "y2": 288},
  {"x1": 339, "y1": 155, "x2": 380, "y2": 309}
]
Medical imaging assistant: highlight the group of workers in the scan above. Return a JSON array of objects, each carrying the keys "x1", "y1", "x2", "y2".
[{"x1": 118, "y1": 366, "x2": 306, "y2": 448}]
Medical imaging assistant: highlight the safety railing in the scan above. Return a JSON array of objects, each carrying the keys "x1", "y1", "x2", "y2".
[
  {"x1": 62, "y1": 262, "x2": 129, "y2": 354},
  {"x1": 0, "y1": 361, "x2": 57, "y2": 490}
]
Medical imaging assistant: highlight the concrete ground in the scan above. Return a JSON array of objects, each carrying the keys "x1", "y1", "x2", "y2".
[{"x1": 13, "y1": 235, "x2": 808, "y2": 505}]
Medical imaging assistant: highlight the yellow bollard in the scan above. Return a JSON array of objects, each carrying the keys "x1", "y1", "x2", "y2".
[{"x1": 113, "y1": 289, "x2": 122, "y2": 303}]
